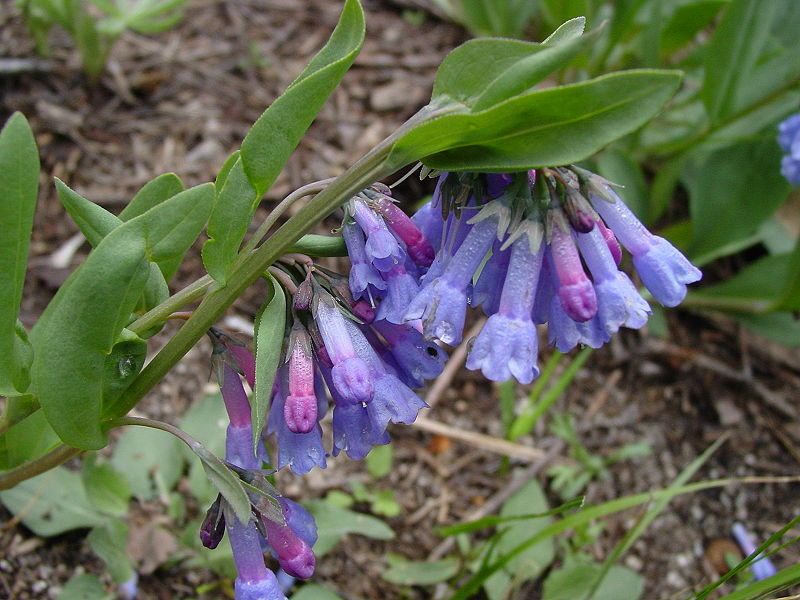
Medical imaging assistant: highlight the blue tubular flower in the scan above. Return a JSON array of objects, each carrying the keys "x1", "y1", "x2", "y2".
[
  {"x1": 267, "y1": 368, "x2": 327, "y2": 475},
  {"x1": 344, "y1": 319, "x2": 427, "y2": 432},
  {"x1": 531, "y1": 258, "x2": 554, "y2": 325},
  {"x1": 352, "y1": 198, "x2": 403, "y2": 272},
  {"x1": 342, "y1": 221, "x2": 386, "y2": 301},
  {"x1": 467, "y1": 226, "x2": 544, "y2": 383},
  {"x1": 731, "y1": 523, "x2": 778, "y2": 581},
  {"x1": 372, "y1": 320, "x2": 446, "y2": 387},
  {"x1": 375, "y1": 263, "x2": 420, "y2": 324},
  {"x1": 406, "y1": 206, "x2": 505, "y2": 345},
  {"x1": 314, "y1": 294, "x2": 374, "y2": 404},
  {"x1": 473, "y1": 240, "x2": 511, "y2": 315},
  {"x1": 587, "y1": 176, "x2": 701, "y2": 307},
  {"x1": 576, "y1": 226, "x2": 650, "y2": 336}
]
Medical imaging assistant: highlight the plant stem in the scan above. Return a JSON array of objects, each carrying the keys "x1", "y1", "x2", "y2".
[{"x1": 129, "y1": 275, "x2": 213, "y2": 336}]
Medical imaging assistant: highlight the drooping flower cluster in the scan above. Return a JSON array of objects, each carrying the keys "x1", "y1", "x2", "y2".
[
  {"x1": 205, "y1": 335, "x2": 318, "y2": 600},
  {"x1": 778, "y1": 113, "x2": 800, "y2": 185},
  {"x1": 267, "y1": 270, "x2": 445, "y2": 473},
  {"x1": 345, "y1": 168, "x2": 701, "y2": 385}
]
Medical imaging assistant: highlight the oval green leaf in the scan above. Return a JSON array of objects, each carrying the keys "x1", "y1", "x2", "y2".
[{"x1": 0, "y1": 112, "x2": 40, "y2": 395}]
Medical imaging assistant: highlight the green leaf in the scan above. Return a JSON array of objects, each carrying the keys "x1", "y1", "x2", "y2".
[
  {"x1": 0, "y1": 112, "x2": 39, "y2": 395},
  {"x1": 543, "y1": 16, "x2": 586, "y2": 45},
  {"x1": 701, "y1": 0, "x2": 777, "y2": 124},
  {"x1": 712, "y1": 564, "x2": 800, "y2": 600},
  {"x1": 439, "y1": 496, "x2": 585, "y2": 536},
  {"x1": 543, "y1": 561, "x2": 644, "y2": 600},
  {"x1": 683, "y1": 139, "x2": 790, "y2": 262},
  {"x1": 87, "y1": 518, "x2": 134, "y2": 584},
  {"x1": 33, "y1": 183, "x2": 214, "y2": 448},
  {"x1": 365, "y1": 444, "x2": 393, "y2": 479},
  {"x1": 484, "y1": 479, "x2": 555, "y2": 598},
  {"x1": 240, "y1": 0, "x2": 365, "y2": 197},
  {"x1": 289, "y1": 233, "x2": 347, "y2": 257},
  {"x1": 252, "y1": 275, "x2": 286, "y2": 453},
  {"x1": 471, "y1": 26, "x2": 603, "y2": 111},
  {"x1": 82, "y1": 458, "x2": 131, "y2": 517},
  {"x1": 215, "y1": 150, "x2": 240, "y2": 192},
  {"x1": 382, "y1": 554, "x2": 460, "y2": 586},
  {"x1": 307, "y1": 499, "x2": 395, "y2": 556},
  {"x1": 292, "y1": 585, "x2": 345, "y2": 600},
  {"x1": 118, "y1": 172, "x2": 184, "y2": 221},
  {"x1": 58, "y1": 574, "x2": 111, "y2": 600},
  {"x1": 111, "y1": 426, "x2": 184, "y2": 500},
  {"x1": 0, "y1": 410, "x2": 60, "y2": 470},
  {"x1": 0, "y1": 466, "x2": 106, "y2": 536},
  {"x1": 394, "y1": 70, "x2": 682, "y2": 172},
  {"x1": 180, "y1": 393, "x2": 229, "y2": 503},
  {"x1": 729, "y1": 312, "x2": 800, "y2": 347},
  {"x1": 202, "y1": 159, "x2": 258, "y2": 284},
  {"x1": 660, "y1": 1, "x2": 728, "y2": 54}
]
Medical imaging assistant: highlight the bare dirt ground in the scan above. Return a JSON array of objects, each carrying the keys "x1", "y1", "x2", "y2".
[{"x1": 1, "y1": 1, "x2": 799, "y2": 599}]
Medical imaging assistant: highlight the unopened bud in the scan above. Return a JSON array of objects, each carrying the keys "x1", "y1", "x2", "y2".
[{"x1": 200, "y1": 495, "x2": 226, "y2": 549}]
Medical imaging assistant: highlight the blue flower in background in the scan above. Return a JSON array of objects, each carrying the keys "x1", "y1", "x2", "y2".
[{"x1": 778, "y1": 113, "x2": 800, "y2": 185}]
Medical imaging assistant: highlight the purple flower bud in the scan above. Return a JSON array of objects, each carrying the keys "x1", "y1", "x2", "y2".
[
  {"x1": 467, "y1": 233, "x2": 543, "y2": 384},
  {"x1": 731, "y1": 522, "x2": 778, "y2": 581},
  {"x1": 548, "y1": 211, "x2": 597, "y2": 322},
  {"x1": 293, "y1": 275, "x2": 314, "y2": 312},
  {"x1": 268, "y1": 368, "x2": 327, "y2": 475},
  {"x1": 373, "y1": 195, "x2": 435, "y2": 268},
  {"x1": 200, "y1": 495, "x2": 226, "y2": 549},
  {"x1": 406, "y1": 214, "x2": 500, "y2": 345},
  {"x1": 588, "y1": 185, "x2": 701, "y2": 307},
  {"x1": 263, "y1": 517, "x2": 315, "y2": 580},
  {"x1": 343, "y1": 221, "x2": 386, "y2": 300},
  {"x1": 352, "y1": 199, "x2": 403, "y2": 272},
  {"x1": 285, "y1": 325, "x2": 317, "y2": 434},
  {"x1": 375, "y1": 263, "x2": 420, "y2": 325},
  {"x1": 227, "y1": 345, "x2": 256, "y2": 390},
  {"x1": 314, "y1": 297, "x2": 374, "y2": 403},
  {"x1": 306, "y1": 321, "x2": 333, "y2": 369}
]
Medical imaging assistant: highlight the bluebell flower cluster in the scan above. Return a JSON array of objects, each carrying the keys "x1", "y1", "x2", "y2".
[
  {"x1": 345, "y1": 168, "x2": 700, "y2": 385},
  {"x1": 778, "y1": 113, "x2": 800, "y2": 185}
]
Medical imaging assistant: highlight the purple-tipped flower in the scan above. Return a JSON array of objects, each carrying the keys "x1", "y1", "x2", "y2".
[
  {"x1": 352, "y1": 199, "x2": 403, "y2": 272},
  {"x1": 314, "y1": 295, "x2": 374, "y2": 404},
  {"x1": 587, "y1": 178, "x2": 701, "y2": 307},
  {"x1": 268, "y1": 367, "x2": 327, "y2": 475},
  {"x1": 467, "y1": 226, "x2": 543, "y2": 383},
  {"x1": 731, "y1": 522, "x2": 778, "y2": 581},
  {"x1": 548, "y1": 209, "x2": 597, "y2": 322},
  {"x1": 285, "y1": 324, "x2": 317, "y2": 434},
  {"x1": 778, "y1": 113, "x2": 800, "y2": 185},
  {"x1": 262, "y1": 517, "x2": 315, "y2": 580},
  {"x1": 595, "y1": 218, "x2": 623, "y2": 266},
  {"x1": 343, "y1": 221, "x2": 386, "y2": 301}
]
